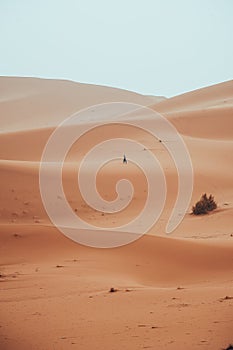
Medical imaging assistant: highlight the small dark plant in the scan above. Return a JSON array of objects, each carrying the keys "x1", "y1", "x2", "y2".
[
  {"x1": 224, "y1": 345, "x2": 233, "y2": 350},
  {"x1": 192, "y1": 193, "x2": 217, "y2": 215}
]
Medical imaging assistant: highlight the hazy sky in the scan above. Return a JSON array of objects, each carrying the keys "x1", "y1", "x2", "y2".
[{"x1": 1, "y1": 0, "x2": 232, "y2": 97}]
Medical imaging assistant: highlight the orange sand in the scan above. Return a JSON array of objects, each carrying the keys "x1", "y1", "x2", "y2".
[{"x1": 0, "y1": 77, "x2": 233, "y2": 349}]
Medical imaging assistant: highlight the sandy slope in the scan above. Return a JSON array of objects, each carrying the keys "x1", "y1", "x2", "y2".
[
  {"x1": 0, "y1": 77, "x2": 233, "y2": 350},
  {"x1": 0, "y1": 77, "x2": 160, "y2": 132}
]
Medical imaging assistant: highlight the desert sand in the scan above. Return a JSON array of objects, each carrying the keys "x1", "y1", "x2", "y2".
[{"x1": 0, "y1": 77, "x2": 233, "y2": 349}]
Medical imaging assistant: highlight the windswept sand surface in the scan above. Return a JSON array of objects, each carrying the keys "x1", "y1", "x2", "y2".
[{"x1": 0, "y1": 78, "x2": 233, "y2": 349}]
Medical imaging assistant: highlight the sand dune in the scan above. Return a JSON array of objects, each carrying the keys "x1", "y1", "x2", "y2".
[
  {"x1": 1, "y1": 224, "x2": 233, "y2": 284},
  {"x1": 154, "y1": 80, "x2": 233, "y2": 139},
  {"x1": 0, "y1": 77, "x2": 159, "y2": 132},
  {"x1": 1, "y1": 77, "x2": 233, "y2": 349},
  {"x1": 154, "y1": 80, "x2": 233, "y2": 112}
]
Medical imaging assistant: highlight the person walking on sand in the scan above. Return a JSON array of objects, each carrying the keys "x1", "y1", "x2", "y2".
[{"x1": 123, "y1": 154, "x2": 127, "y2": 164}]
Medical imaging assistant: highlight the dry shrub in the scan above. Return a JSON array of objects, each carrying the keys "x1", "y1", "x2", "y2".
[
  {"x1": 224, "y1": 345, "x2": 233, "y2": 350},
  {"x1": 192, "y1": 193, "x2": 217, "y2": 215}
]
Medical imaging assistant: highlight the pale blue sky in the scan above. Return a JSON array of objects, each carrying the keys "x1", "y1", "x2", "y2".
[{"x1": 1, "y1": 0, "x2": 232, "y2": 97}]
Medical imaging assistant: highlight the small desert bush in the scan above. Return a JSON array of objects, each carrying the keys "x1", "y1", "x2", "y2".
[
  {"x1": 224, "y1": 345, "x2": 233, "y2": 350},
  {"x1": 192, "y1": 193, "x2": 217, "y2": 215}
]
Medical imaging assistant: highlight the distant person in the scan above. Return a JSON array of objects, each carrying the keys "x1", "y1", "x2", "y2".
[{"x1": 123, "y1": 154, "x2": 127, "y2": 164}]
